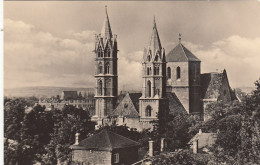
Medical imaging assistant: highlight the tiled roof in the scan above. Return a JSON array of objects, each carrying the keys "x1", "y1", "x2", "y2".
[
  {"x1": 71, "y1": 130, "x2": 140, "y2": 151},
  {"x1": 201, "y1": 72, "x2": 225, "y2": 100},
  {"x1": 129, "y1": 93, "x2": 142, "y2": 113},
  {"x1": 166, "y1": 92, "x2": 187, "y2": 114},
  {"x1": 111, "y1": 92, "x2": 141, "y2": 118},
  {"x1": 167, "y1": 43, "x2": 200, "y2": 62}
]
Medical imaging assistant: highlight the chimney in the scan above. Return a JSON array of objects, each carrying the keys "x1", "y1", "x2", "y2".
[
  {"x1": 193, "y1": 139, "x2": 198, "y2": 154},
  {"x1": 160, "y1": 138, "x2": 165, "y2": 152},
  {"x1": 74, "y1": 133, "x2": 80, "y2": 145},
  {"x1": 199, "y1": 129, "x2": 202, "y2": 135},
  {"x1": 148, "y1": 140, "x2": 154, "y2": 157}
]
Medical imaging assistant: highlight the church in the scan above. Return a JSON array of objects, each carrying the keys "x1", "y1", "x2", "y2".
[{"x1": 91, "y1": 7, "x2": 236, "y2": 131}]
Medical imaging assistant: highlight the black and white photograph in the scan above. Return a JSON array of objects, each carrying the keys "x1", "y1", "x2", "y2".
[{"x1": 3, "y1": 1, "x2": 260, "y2": 165}]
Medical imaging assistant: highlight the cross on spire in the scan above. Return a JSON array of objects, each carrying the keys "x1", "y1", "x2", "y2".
[{"x1": 179, "y1": 33, "x2": 182, "y2": 43}]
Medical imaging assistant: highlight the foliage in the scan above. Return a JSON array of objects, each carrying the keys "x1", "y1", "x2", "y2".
[
  {"x1": 151, "y1": 150, "x2": 209, "y2": 165},
  {"x1": 4, "y1": 98, "x2": 95, "y2": 165}
]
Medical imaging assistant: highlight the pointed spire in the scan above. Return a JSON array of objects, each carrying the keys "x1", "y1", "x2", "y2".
[
  {"x1": 149, "y1": 16, "x2": 162, "y2": 53},
  {"x1": 101, "y1": 6, "x2": 112, "y2": 39}
]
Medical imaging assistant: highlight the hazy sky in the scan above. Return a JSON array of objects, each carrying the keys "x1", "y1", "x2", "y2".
[{"x1": 4, "y1": 1, "x2": 260, "y2": 90}]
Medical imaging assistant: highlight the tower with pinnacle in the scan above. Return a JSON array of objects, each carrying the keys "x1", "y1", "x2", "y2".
[
  {"x1": 92, "y1": 7, "x2": 118, "y2": 125},
  {"x1": 139, "y1": 18, "x2": 169, "y2": 124}
]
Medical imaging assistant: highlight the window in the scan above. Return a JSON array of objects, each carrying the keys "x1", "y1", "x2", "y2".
[
  {"x1": 224, "y1": 90, "x2": 226, "y2": 96},
  {"x1": 147, "y1": 67, "x2": 152, "y2": 75},
  {"x1": 98, "y1": 63, "x2": 102, "y2": 74},
  {"x1": 98, "y1": 47, "x2": 103, "y2": 57},
  {"x1": 105, "y1": 47, "x2": 110, "y2": 57},
  {"x1": 145, "y1": 105, "x2": 152, "y2": 117},
  {"x1": 154, "y1": 55, "x2": 159, "y2": 61},
  {"x1": 113, "y1": 153, "x2": 119, "y2": 163},
  {"x1": 98, "y1": 80, "x2": 102, "y2": 96},
  {"x1": 167, "y1": 67, "x2": 171, "y2": 79},
  {"x1": 105, "y1": 63, "x2": 110, "y2": 74},
  {"x1": 147, "y1": 55, "x2": 151, "y2": 62},
  {"x1": 177, "y1": 67, "x2": 181, "y2": 79},
  {"x1": 154, "y1": 66, "x2": 159, "y2": 75},
  {"x1": 147, "y1": 80, "x2": 151, "y2": 97}
]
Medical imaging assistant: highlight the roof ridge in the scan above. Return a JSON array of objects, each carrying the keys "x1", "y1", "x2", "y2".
[
  {"x1": 109, "y1": 131, "x2": 140, "y2": 145},
  {"x1": 103, "y1": 130, "x2": 113, "y2": 150},
  {"x1": 179, "y1": 43, "x2": 189, "y2": 61}
]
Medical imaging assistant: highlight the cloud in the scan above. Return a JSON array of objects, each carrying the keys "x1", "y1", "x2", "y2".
[
  {"x1": 4, "y1": 18, "x2": 259, "y2": 91},
  {"x1": 4, "y1": 18, "x2": 96, "y2": 88},
  {"x1": 182, "y1": 36, "x2": 260, "y2": 88}
]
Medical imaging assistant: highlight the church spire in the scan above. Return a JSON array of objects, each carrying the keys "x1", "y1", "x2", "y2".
[
  {"x1": 149, "y1": 16, "x2": 162, "y2": 52},
  {"x1": 101, "y1": 6, "x2": 112, "y2": 39}
]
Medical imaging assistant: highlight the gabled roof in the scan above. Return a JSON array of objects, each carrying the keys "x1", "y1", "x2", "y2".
[
  {"x1": 111, "y1": 92, "x2": 141, "y2": 118},
  {"x1": 101, "y1": 7, "x2": 112, "y2": 39},
  {"x1": 167, "y1": 43, "x2": 200, "y2": 62},
  {"x1": 71, "y1": 130, "x2": 140, "y2": 151},
  {"x1": 166, "y1": 92, "x2": 187, "y2": 115},
  {"x1": 201, "y1": 70, "x2": 232, "y2": 100},
  {"x1": 189, "y1": 132, "x2": 217, "y2": 149}
]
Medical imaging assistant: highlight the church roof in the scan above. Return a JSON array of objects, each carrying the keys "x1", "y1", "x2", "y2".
[
  {"x1": 201, "y1": 70, "x2": 233, "y2": 100},
  {"x1": 71, "y1": 130, "x2": 140, "y2": 151},
  {"x1": 111, "y1": 92, "x2": 141, "y2": 118},
  {"x1": 166, "y1": 92, "x2": 187, "y2": 115},
  {"x1": 167, "y1": 43, "x2": 200, "y2": 62},
  {"x1": 149, "y1": 17, "x2": 162, "y2": 53},
  {"x1": 101, "y1": 6, "x2": 112, "y2": 39}
]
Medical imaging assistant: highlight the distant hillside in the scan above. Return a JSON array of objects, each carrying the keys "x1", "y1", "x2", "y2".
[
  {"x1": 4, "y1": 86, "x2": 94, "y2": 98},
  {"x1": 237, "y1": 86, "x2": 255, "y2": 94}
]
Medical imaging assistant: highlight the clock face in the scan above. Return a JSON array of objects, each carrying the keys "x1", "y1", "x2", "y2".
[{"x1": 124, "y1": 103, "x2": 128, "y2": 108}]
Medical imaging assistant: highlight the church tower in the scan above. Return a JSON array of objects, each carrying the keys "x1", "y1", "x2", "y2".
[
  {"x1": 166, "y1": 35, "x2": 201, "y2": 114},
  {"x1": 139, "y1": 18, "x2": 168, "y2": 126},
  {"x1": 92, "y1": 7, "x2": 118, "y2": 125}
]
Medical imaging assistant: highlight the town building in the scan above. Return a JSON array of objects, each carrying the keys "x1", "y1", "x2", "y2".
[{"x1": 70, "y1": 130, "x2": 140, "y2": 165}]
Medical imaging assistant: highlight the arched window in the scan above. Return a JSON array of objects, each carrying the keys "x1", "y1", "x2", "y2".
[
  {"x1": 147, "y1": 68, "x2": 150, "y2": 75},
  {"x1": 98, "y1": 63, "x2": 102, "y2": 74},
  {"x1": 98, "y1": 47, "x2": 103, "y2": 57},
  {"x1": 154, "y1": 55, "x2": 159, "y2": 62},
  {"x1": 98, "y1": 80, "x2": 102, "y2": 96},
  {"x1": 147, "y1": 80, "x2": 151, "y2": 97},
  {"x1": 154, "y1": 66, "x2": 159, "y2": 75},
  {"x1": 105, "y1": 63, "x2": 110, "y2": 74},
  {"x1": 147, "y1": 55, "x2": 151, "y2": 62},
  {"x1": 105, "y1": 48, "x2": 110, "y2": 57},
  {"x1": 177, "y1": 67, "x2": 181, "y2": 79},
  {"x1": 167, "y1": 67, "x2": 171, "y2": 79},
  {"x1": 145, "y1": 105, "x2": 152, "y2": 117}
]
